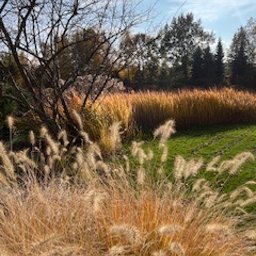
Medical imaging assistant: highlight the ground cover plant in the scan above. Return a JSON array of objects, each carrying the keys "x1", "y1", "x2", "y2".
[{"x1": 0, "y1": 120, "x2": 255, "y2": 255}]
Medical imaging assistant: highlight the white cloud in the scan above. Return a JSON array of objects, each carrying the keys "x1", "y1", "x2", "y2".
[{"x1": 168, "y1": 0, "x2": 256, "y2": 22}]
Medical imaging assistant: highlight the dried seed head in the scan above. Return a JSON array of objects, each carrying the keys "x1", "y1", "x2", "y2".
[
  {"x1": 29, "y1": 131, "x2": 36, "y2": 146},
  {"x1": 244, "y1": 230, "x2": 256, "y2": 240},
  {"x1": 109, "y1": 122, "x2": 122, "y2": 151},
  {"x1": 192, "y1": 178, "x2": 205, "y2": 192},
  {"x1": 45, "y1": 134, "x2": 59, "y2": 155},
  {"x1": 159, "y1": 143, "x2": 168, "y2": 163},
  {"x1": 207, "y1": 156, "x2": 221, "y2": 171},
  {"x1": 80, "y1": 131, "x2": 92, "y2": 145},
  {"x1": 72, "y1": 110, "x2": 83, "y2": 130},
  {"x1": 205, "y1": 223, "x2": 231, "y2": 234},
  {"x1": 40, "y1": 126, "x2": 48, "y2": 138},
  {"x1": 154, "y1": 120, "x2": 176, "y2": 143},
  {"x1": 109, "y1": 224, "x2": 142, "y2": 244},
  {"x1": 6, "y1": 116, "x2": 14, "y2": 130},
  {"x1": 58, "y1": 130, "x2": 69, "y2": 147},
  {"x1": 85, "y1": 189, "x2": 107, "y2": 214}
]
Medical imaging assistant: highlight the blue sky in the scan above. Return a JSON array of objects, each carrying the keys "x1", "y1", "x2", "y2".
[{"x1": 140, "y1": 0, "x2": 256, "y2": 47}]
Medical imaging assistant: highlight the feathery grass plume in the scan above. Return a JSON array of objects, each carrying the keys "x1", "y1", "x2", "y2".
[
  {"x1": 168, "y1": 242, "x2": 185, "y2": 256},
  {"x1": 192, "y1": 178, "x2": 208, "y2": 192},
  {"x1": 174, "y1": 155, "x2": 186, "y2": 181},
  {"x1": 72, "y1": 109, "x2": 83, "y2": 130},
  {"x1": 29, "y1": 130, "x2": 36, "y2": 146},
  {"x1": 109, "y1": 122, "x2": 122, "y2": 152},
  {"x1": 131, "y1": 141, "x2": 144, "y2": 156},
  {"x1": 205, "y1": 223, "x2": 231, "y2": 234},
  {"x1": 131, "y1": 141, "x2": 148, "y2": 165},
  {"x1": 245, "y1": 180, "x2": 256, "y2": 185},
  {"x1": 239, "y1": 196, "x2": 256, "y2": 208},
  {"x1": 46, "y1": 146, "x2": 51, "y2": 156},
  {"x1": 58, "y1": 130, "x2": 69, "y2": 147},
  {"x1": 219, "y1": 152, "x2": 254, "y2": 175},
  {"x1": 183, "y1": 158, "x2": 204, "y2": 179},
  {"x1": 109, "y1": 224, "x2": 142, "y2": 245},
  {"x1": 174, "y1": 156, "x2": 203, "y2": 180},
  {"x1": 158, "y1": 224, "x2": 182, "y2": 236},
  {"x1": 45, "y1": 134, "x2": 59, "y2": 156},
  {"x1": 43, "y1": 165, "x2": 50, "y2": 177},
  {"x1": 154, "y1": 120, "x2": 176, "y2": 143},
  {"x1": 244, "y1": 230, "x2": 256, "y2": 240},
  {"x1": 86, "y1": 143, "x2": 102, "y2": 170},
  {"x1": 137, "y1": 149, "x2": 148, "y2": 166},
  {"x1": 15, "y1": 150, "x2": 37, "y2": 170},
  {"x1": 196, "y1": 187, "x2": 215, "y2": 203},
  {"x1": 96, "y1": 160, "x2": 111, "y2": 178},
  {"x1": 0, "y1": 142, "x2": 15, "y2": 181},
  {"x1": 204, "y1": 192, "x2": 220, "y2": 208},
  {"x1": 100, "y1": 122, "x2": 123, "y2": 153},
  {"x1": 6, "y1": 116, "x2": 14, "y2": 151},
  {"x1": 159, "y1": 143, "x2": 168, "y2": 163},
  {"x1": 230, "y1": 186, "x2": 254, "y2": 201},
  {"x1": 80, "y1": 131, "x2": 92, "y2": 145},
  {"x1": 206, "y1": 155, "x2": 221, "y2": 171},
  {"x1": 84, "y1": 189, "x2": 107, "y2": 214},
  {"x1": 229, "y1": 152, "x2": 254, "y2": 175},
  {"x1": 6, "y1": 116, "x2": 14, "y2": 130},
  {"x1": 40, "y1": 126, "x2": 48, "y2": 138}
]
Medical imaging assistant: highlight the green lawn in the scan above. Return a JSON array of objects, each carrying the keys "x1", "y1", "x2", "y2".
[{"x1": 134, "y1": 124, "x2": 256, "y2": 193}]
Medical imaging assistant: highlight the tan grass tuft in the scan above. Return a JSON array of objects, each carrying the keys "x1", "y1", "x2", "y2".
[
  {"x1": 6, "y1": 116, "x2": 14, "y2": 130},
  {"x1": 109, "y1": 224, "x2": 142, "y2": 245}
]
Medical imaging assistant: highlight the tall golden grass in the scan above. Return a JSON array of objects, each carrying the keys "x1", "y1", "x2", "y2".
[
  {"x1": 0, "y1": 120, "x2": 255, "y2": 255},
  {"x1": 77, "y1": 88, "x2": 256, "y2": 140}
]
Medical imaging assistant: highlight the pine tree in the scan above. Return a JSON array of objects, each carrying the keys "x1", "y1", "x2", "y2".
[
  {"x1": 191, "y1": 46, "x2": 203, "y2": 85},
  {"x1": 202, "y1": 46, "x2": 215, "y2": 87},
  {"x1": 229, "y1": 27, "x2": 249, "y2": 85},
  {"x1": 215, "y1": 39, "x2": 225, "y2": 85}
]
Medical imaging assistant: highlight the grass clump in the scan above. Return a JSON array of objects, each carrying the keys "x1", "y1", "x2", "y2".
[
  {"x1": 0, "y1": 120, "x2": 255, "y2": 255},
  {"x1": 75, "y1": 88, "x2": 256, "y2": 140}
]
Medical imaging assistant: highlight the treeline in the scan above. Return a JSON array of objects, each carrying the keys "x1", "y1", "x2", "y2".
[
  {"x1": 120, "y1": 14, "x2": 256, "y2": 90},
  {"x1": 1, "y1": 13, "x2": 256, "y2": 94}
]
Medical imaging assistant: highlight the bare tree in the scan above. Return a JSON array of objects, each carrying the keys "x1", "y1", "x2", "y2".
[{"x1": 0, "y1": 0, "x2": 148, "y2": 142}]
